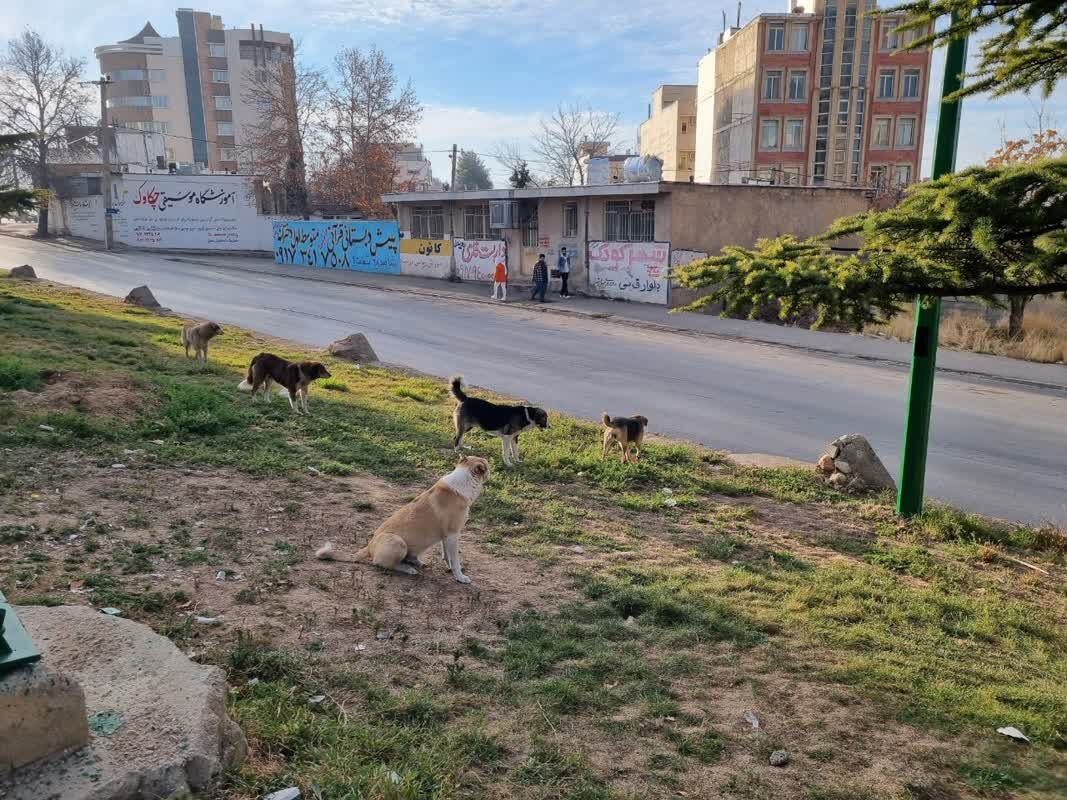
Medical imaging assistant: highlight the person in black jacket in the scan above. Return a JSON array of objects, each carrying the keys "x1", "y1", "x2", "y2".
[{"x1": 531, "y1": 254, "x2": 548, "y2": 302}]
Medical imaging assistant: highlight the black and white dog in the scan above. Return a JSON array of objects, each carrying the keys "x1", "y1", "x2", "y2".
[{"x1": 450, "y1": 376, "x2": 548, "y2": 466}]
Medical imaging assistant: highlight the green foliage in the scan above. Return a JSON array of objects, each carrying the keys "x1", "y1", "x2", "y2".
[
  {"x1": 0, "y1": 354, "x2": 42, "y2": 391},
  {"x1": 509, "y1": 160, "x2": 533, "y2": 188},
  {"x1": 454, "y1": 149, "x2": 493, "y2": 190},
  {"x1": 675, "y1": 160, "x2": 1067, "y2": 329},
  {"x1": 0, "y1": 134, "x2": 36, "y2": 217},
  {"x1": 892, "y1": 1, "x2": 1067, "y2": 99}
]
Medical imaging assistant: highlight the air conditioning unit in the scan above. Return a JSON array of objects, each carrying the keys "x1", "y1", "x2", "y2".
[{"x1": 489, "y1": 200, "x2": 519, "y2": 229}]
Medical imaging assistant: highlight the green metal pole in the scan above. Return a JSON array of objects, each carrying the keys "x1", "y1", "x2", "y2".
[{"x1": 896, "y1": 14, "x2": 968, "y2": 517}]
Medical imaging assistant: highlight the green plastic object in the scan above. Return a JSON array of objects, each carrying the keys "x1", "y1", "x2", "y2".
[{"x1": 0, "y1": 589, "x2": 41, "y2": 674}]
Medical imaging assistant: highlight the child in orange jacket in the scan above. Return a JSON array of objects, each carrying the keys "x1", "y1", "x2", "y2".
[{"x1": 492, "y1": 260, "x2": 507, "y2": 301}]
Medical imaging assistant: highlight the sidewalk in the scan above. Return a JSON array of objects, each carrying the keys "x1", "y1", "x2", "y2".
[{"x1": 8, "y1": 229, "x2": 1067, "y2": 391}]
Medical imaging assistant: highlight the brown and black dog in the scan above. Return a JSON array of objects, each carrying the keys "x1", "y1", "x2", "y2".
[
  {"x1": 602, "y1": 413, "x2": 649, "y2": 464},
  {"x1": 238, "y1": 352, "x2": 331, "y2": 414}
]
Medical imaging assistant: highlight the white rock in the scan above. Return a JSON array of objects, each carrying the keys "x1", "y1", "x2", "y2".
[
  {"x1": 308, "y1": 695, "x2": 326, "y2": 705},
  {"x1": 571, "y1": 545, "x2": 585, "y2": 554},
  {"x1": 834, "y1": 459, "x2": 852, "y2": 475},
  {"x1": 996, "y1": 726, "x2": 1031, "y2": 743},
  {"x1": 246, "y1": 678, "x2": 260, "y2": 687},
  {"x1": 111, "y1": 464, "x2": 127, "y2": 470},
  {"x1": 743, "y1": 710, "x2": 760, "y2": 730},
  {"x1": 264, "y1": 789, "x2": 301, "y2": 800},
  {"x1": 38, "y1": 424, "x2": 55, "y2": 432},
  {"x1": 624, "y1": 616, "x2": 638, "y2": 627},
  {"x1": 828, "y1": 472, "x2": 849, "y2": 489},
  {"x1": 194, "y1": 616, "x2": 220, "y2": 626},
  {"x1": 215, "y1": 571, "x2": 226, "y2": 581},
  {"x1": 100, "y1": 607, "x2": 123, "y2": 616},
  {"x1": 663, "y1": 498, "x2": 678, "y2": 507}
]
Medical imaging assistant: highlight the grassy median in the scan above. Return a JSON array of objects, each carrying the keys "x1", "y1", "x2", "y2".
[{"x1": 1, "y1": 273, "x2": 1064, "y2": 799}]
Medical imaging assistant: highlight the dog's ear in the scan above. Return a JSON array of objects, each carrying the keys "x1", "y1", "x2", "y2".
[{"x1": 469, "y1": 458, "x2": 489, "y2": 480}]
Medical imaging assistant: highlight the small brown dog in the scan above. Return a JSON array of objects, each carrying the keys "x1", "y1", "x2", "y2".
[
  {"x1": 237, "y1": 352, "x2": 331, "y2": 414},
  {"x1": 181, "y1": 321, "x2": 223, "y2": 362},
  {"x1": 602, "y1": 413, "x2": 649, "y2": 464},
  {"x1": 316, "y1": 456, "x2": 489, "y2": 584}
]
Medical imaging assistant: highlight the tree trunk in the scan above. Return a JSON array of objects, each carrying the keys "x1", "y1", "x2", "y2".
[
  {"x1": 1007, "y1": 295, "x2": 1029, "y2": 339},
  {"x1": 35, "y1": 204, "x2": 49, "y2": 238}
]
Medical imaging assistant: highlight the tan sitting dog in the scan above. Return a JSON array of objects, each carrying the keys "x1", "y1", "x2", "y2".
[
  {"x1": 316, "y1": 456, "x2": 489, "y2": 584},
  {"x1": 181, "y1": 321, "x2": 223, "y2": 362}
]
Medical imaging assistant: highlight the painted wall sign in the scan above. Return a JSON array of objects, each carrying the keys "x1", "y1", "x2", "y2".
[
  {"x1": 669, "y1": 249, "x2": 708, "y2": 268},
  {"x1": 66, "y1": 197, "x2": 105, "y2": 240},
  {"x1": 588, "y1": 240, "x2": 670, "y2": 304},
  {"x1": 453, "y1": 239, "x2": 506, "y2": 283},
  {"x1": 273, "y1": 220, "x2": 401, "y2": 273},
  {"x1": 400, "y1": 237, "x2": 452, "y2": 279},
  {"x1": 111, "y1": 175, "x2": 271, "y2": 250}
]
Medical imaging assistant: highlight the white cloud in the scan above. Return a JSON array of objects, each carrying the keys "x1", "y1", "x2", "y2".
[{"x1": 416, "y1": 105, "x2": 542, "y2": 186}]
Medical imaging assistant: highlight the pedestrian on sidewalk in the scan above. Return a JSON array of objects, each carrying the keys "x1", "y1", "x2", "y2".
[
  {"x1": 557, "y1": 246, "x2": 571, "y2": 298},
  {"x1": 531, "y1": 254, "x2": 548, "y2": 303},
  {"x1": 492, "y1": 259, "x2": 507, "y2": 301}
]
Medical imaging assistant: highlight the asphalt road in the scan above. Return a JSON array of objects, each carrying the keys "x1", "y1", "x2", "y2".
[{"x1": 2, "y1": 235, "x2": 1065, "y2": 524}]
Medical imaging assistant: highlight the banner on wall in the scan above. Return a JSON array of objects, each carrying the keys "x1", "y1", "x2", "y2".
[
  {"x1": 453, "y1": 238, "x2": 506, "y2": 283},
  {"x1": 273, "y1": 220, "x2": 401, "y2": 273},
  {"x1": 587, "y1": 241, "x2": 670, "y2": 304},
  {"x1": 400, "y1": 238, "x2": 452, "y2": 279},
  {"x1": 113, "y1": 176, "x2": 264, "y2": 249}
]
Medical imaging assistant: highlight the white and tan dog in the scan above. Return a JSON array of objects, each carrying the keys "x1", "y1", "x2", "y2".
[
  {"x1": 316, "y1": 456, "x2": 489, "y2": 584},
  {"x1": 181, "y1": 321, "x2": 223, "y2": 362}
]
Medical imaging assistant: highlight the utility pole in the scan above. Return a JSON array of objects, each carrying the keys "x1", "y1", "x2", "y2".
[
  {"x1": 84, "y1": 76, "x2": 115, "y2": 249},
  {"x1": 896, "y1": 14, "x2": 968, "y2": 517},
  {"x1": 450, "y1": 143, "x2": 457, "y2": 190}
]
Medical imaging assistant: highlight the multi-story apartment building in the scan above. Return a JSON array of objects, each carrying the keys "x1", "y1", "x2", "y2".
[
  {"x1": 639, "y1": 85, "x2": 698, "y2": 182},
  {"x1": 94, "y1": 9, "x2": 293, "y2": 172},
  {"x1": 694, "y1": 0, "x2": 931, "y2": 189},
  {"x1": 395, "y1": 144, "x2": 443, "y2": 191}
]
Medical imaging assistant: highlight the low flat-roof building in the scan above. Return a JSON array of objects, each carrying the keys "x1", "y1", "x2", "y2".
[{"x1": 382, "y1": 181, "x2": 870, "y2": 305}]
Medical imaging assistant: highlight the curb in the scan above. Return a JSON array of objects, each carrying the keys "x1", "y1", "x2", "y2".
[{"x1": 6, "y1": 231, "x2": 1065, "y2": 394}]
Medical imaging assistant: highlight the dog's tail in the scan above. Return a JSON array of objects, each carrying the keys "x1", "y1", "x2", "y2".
[
  {"x1": 315, "y1": 542, "x2": 370, "y2": 563},
  {"x1": 450, "y1": 375, "x2": 467, "y2": 402},
  {"x1": 237, "y1": 355, "x2": 259, "y2": 391},
  {"x1": 602, "y1": 412, "x2": 613, "y2": 427}
]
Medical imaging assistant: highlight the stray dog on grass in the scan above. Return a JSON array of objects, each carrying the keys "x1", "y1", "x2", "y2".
[
  {"x1": 450, "y1": 376, "x2": 548, "y2": 467},
  {"x1": 316, "y1": 456, "x2": 489, "y2": 584},
  {"x1": 602, "y1": 413, "x2": 649, "y2": 464},
  {"x1": 237, "y1": 352, "x2": 331, "y2": 414},
  {"x1": 181, "y1": 321, "x2": 223, "y2": 362}
]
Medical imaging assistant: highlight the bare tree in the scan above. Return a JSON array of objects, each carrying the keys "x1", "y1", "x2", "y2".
[
  {"x1": 0, "y1": 30, "x2": 91, "y2": 236},
  {"x1": 241, "y1": 46, "x2": 326, "y2": 216},
  {"x1": 316, "y1": 46, "x2": 421, "y2": 215},
  {"x1": 532, "y1": 102, "x2": 620, "y2": 186}
]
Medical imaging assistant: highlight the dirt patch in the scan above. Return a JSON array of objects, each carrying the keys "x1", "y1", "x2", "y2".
[{"x1": 7, "y1": 371, "x2": 152, "y2": 421}]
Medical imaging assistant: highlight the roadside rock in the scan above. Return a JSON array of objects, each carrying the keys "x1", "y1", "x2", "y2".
[
  {"x1": 8, "y1": 605, "x2": 246, "y2": 800},
  {"x1": 769, "y1": 750, "x2": 790, "y2": 767},
  {"x1": 820, "y1": 434, "x2": 895, "y2": 493},
  {"x1": 124, "y1": 285, "x2": 162, "y2": 310},
  {"x1": 9, "y1": 264, "x2": 37, "y2": 279},
  {"x1": 328, "y1": 333, "x2": 378, "y2": 364}
]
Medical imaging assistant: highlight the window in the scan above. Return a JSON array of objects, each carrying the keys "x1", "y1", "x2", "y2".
[
  {"x1": 760, "y1": 119, "x2": 781, "y2": 150},
  {"x1": 896, "y1": 117, "x2": 916, "y2": 147},
  {"x1": 217, "y1": 121, "x2": 234, "y2": 136},
  {"x1": 149, "y1": 69, "x2": 165, "y2": 82},
  {"x1": 902, "y1": 68, "x2": 921, "y2": 99},
  {"x1": 784, "y1": 119, "x2": 804, "y2": 150},
  {"x1": 126, "y1": 120, "x2": 169, "y2": 133},
  {"x1": 106, "y1": 95, "x2": 168, "y2": 108},
  {"x1": 214, "y1": 95, "x2": 232, "y2": 110},
  {"x1": 877, "y1": 69, "x2": 895, "y2": 99},
  {"x1": 210, "y1": 69, "x2": 229, "y2": 83},
  {"x1": 522, "y1": 207, "x2": 539, "y2": 247},
  {"x1": 880, "y1": 20, "x2": 899, "y2": 51},
  {"x1": 605, "y1": 200, "x2": 655, "y2": 242},
  {"x1": 790, "y1": 23, "x2": 809, "y2": 51},
  {"x1": 219, "y1": 147, "x2": 238, "y2": 162},
  {"x1": 680, "y1": 121, "x2": 688, "y2": 133},
  {"x1": 902, "y1": 25, "x2": 925, "y2": 47},
  {"x1": 208, "y1": 43, "x2": 227, "y2": 58},
  {"x1": 767, "y1": 24, "x2": 784, "y2": 51},
  {"x1": 763, "y1": 70, "x2": 783, "y2": 100},
  {"x1": 412, "y1": 206, "x2": 445, "y2": 239},
  {"x1": 563, "y1": 202, "x2": 578, "y2": 237},
  {"x1": 788, "y1": 70, "x2": 807, "y2": 101},
  {"x1": 781, "y1": 165, "x2": 802, "y2": 185},
  {"x1": 463, "y1": 204, "x2": 489, "y2": 239},
  {"x1": 893, "y1": 164, "x2": 912, "y2": 186},
  {"x1": 869, "y1": 165, "x2": 887, "y2": 189},
  {"x1": 871, "y1": 117, "x2": 891, "y2": 148}
]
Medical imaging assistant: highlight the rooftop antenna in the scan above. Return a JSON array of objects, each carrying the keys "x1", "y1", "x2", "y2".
[
  {"x1": 722, "y1": 10, "x2": 727, "y2": 31},
  {"x1": 737, "y1": 1, "x2": 742, "y2": 27}
]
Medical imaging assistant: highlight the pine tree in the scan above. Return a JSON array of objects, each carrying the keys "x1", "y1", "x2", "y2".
[
  {"x1": 509, "y1": 161, "x2": 533, "y2": 188},
  {"x1": 893, "y1": 1, "x2": 1067, "y2": 98},
  {"x1": 0, "y1": 134, "x2": 35, "y2": 218},
  {"x1": 675, "y1": 159, "x2": 1067, "y2": 330},
  {"x1": 454, "y1": 150, "x2": 492, "y2": 190}
]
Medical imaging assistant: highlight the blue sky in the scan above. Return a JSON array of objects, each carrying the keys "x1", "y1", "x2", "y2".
[{"x1": 4, "y1": 1, "x2": 1064, "y2": 184}]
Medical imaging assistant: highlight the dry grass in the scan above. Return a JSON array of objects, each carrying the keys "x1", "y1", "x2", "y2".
[{"x1": 867, "y1": 301, "x2": 1067, "y2": 363}]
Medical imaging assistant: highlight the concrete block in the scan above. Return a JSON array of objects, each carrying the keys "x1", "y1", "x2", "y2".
[{"x1": 0, "y1": 661, "x2": 88, "y2": 775}]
